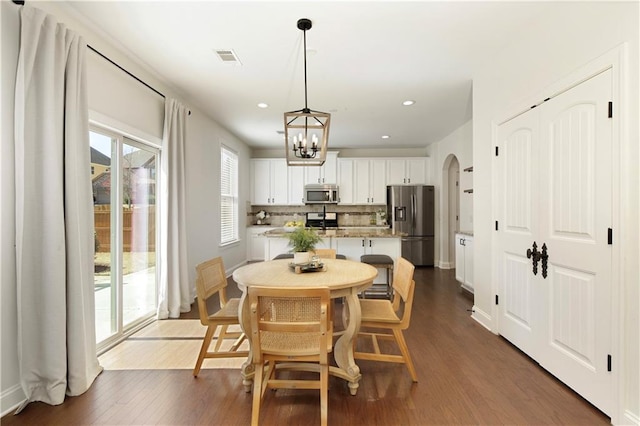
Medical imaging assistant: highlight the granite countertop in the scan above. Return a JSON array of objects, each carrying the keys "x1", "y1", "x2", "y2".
[{"x1": 262, "y1": 228, "x2": 406, "y2": 238}]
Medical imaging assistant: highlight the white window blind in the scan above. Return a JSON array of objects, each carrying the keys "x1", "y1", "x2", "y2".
[{"x1": 220, "y1": 146, "x2": 239, "y2": 245}]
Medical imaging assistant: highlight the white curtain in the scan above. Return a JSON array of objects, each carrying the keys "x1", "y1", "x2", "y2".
[
  {"x1": 13, "y1": 6, "x2": 102, "y2": 409},
  {"x1": 157, "y1": 99, "x2": 190, "y2": 319}
]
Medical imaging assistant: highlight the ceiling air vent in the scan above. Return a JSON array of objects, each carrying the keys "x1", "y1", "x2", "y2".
[{"x1": 214, "y1": 49, "x2": 242, "y2": 65}]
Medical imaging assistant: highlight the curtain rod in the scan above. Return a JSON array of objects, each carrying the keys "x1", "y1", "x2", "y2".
[
  {"x1": 87, "y1": 45, "x2": 165, "y2": 99},
  {"x1": 12, "y1": 0, "x2": 191, "y2": 115}
]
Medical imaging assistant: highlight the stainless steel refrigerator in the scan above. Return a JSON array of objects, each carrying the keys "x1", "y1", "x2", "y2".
[{"x1": 387, "y1": 185, "x2": 435, "y2": 266}]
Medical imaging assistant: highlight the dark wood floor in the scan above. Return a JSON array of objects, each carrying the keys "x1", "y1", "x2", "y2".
[{"x1": 2, "y1": 267, "x2": 609, "y2": 425}]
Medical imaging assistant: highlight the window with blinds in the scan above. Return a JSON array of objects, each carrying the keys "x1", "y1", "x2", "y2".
[{"x1": 220, "y1": 145, "x2": 239, "y2": 245}]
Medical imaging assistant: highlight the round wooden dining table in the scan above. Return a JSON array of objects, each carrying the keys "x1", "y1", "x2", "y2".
[{"x1": 232, "y1": 258, "x2": 378, "y2": 396}]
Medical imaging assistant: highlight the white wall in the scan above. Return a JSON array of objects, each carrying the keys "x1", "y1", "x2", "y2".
[
  {"x1": 0, "y1": 1, "x2": 252, "y2": 414},
  {"x1": 184, "y1": 113, "x2": 251, "y2": 280},
  {"x1": 425, "y1": 120, "x2": 473, "y2": 268},
  {"x1": 471, "y1": 2, "x2": 639, "y2": 424}
]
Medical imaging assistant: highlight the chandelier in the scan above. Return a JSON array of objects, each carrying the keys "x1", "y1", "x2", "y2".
[{"x1": 284, "y1": 18, "x2": 331, "y2": 166}]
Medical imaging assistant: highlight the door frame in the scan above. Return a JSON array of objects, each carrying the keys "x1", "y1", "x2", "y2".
[
  {"x1": 491, "y1": 44, "x2": 627, "y2": 421},
  {"x1": 90, "y1": 117, "x2": 163, "y2": 354},
  {"x1": 440, "y1": 154, "x2": 460, "y2": 269}
]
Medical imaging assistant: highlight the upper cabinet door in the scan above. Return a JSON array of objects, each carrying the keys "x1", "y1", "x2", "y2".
[
  {"x1": 406, "y1": 158, "x2": 427, "y2": 184},
  {"x1": 337, "y1": 159, "x2": 354, "y2": 204},
  {"x1": 353, "y1": 159, "x2": 386, "y2": 204},
  {"x1": 322, "y1": 151, "x2": 338, "y2": 183},
  {"x1": 251, "y1": 159, "x2": 272, "y2": 205},
  {"x1": 270, "y1": 159, "x2": 288, "y2": 204},
  {"x1": 303, "y1": 151, "x2": 338, "y2": 184},
  {"x1": 287, "y1": 165, "x2": 305, "y2": 205},
  {"x1": 353, "y1": 159, "x2": 371, "y2": 204},
  {"x1": 369, "y1": 159, "x2": 387, "y2": 204},
  {"x1": 386, "y1": 159, "x2": 406, "y2": 185},
  {"x1": 386, "y1": 158, "x2": 429, "y2": 185},
  {"x1": 250, "y1": 159, "x2": 287, "y2": 205}
]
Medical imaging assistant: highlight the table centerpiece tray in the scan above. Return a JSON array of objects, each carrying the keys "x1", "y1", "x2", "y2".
[{"x1": 288, "y1": 262, "x2": 327, "y2": 274}]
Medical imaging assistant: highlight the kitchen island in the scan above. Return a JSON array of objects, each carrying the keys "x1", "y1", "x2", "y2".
[{"x1": 261, "y1": 227, "x2": 405, "y2": 284}]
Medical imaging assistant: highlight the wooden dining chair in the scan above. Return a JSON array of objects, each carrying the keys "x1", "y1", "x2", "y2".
[
  {"x1": 313, "y1": 248, "x2": 336, "y2": 259},
  {"x1": 313, "y1": 248, "x2": 346, "y2": 259},
  {"x1": 354, "y1": 257, "x2": 418, "y2": 382},
  {"x1": 193, "y1": 257, "x2": 248, "y2": 377},
  {"x1": 249, "y1": 286, "x2": 331, "y2": 426}
]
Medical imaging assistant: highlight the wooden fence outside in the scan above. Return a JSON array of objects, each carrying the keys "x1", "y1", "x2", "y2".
[{"x1": 94, "y1": 205, "x2": 156, "y2": 252}]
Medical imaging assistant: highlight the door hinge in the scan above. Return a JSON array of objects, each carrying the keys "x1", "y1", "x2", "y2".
[
  {"x1": 495, "y1": 295, "x2": 499, "y2": 305},
  {"x1": 607, "y1": 354, "x2": 612, "y2": 372},
  {"x1": 608, "y1": 228, "x2": 613, "y2": 245},
  {"x1": 608, "y1": 101, "x2": 613, "y2": 118},
  {"x1": 495, "y1": 221, "x2": 499, "y2": 231},
  {"x1": 495, "y1": 146, "x2": 499, "y2": 156}
]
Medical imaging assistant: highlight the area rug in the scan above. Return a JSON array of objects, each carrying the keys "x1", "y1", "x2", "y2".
[{"x1": 98, "y1": 320, "x2": 247, "y2": 370}]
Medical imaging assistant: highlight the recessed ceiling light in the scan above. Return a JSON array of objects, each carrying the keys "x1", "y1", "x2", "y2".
[
  {"x1": 382, "y1": 135, "x2": 390, "y2": 139},
  {"x1": 402, "y1": 100, "x2": 415, "y2": 106},
  {"x1": 257, "y1": 102, "x2": 269, "y2": 108}
]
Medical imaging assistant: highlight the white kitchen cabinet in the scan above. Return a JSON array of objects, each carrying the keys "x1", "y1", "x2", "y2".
[
  {"x1": 304, "y1": 151, "x2": 338, "y2": 184},
  {"x1": 353, "y1": 159, "x2": 386, "y2": 205},
  {"x1": 334, "y1": 237, "x2": 400, "y2": 284},
  {"x1": 337, "y1": 158, "x2": 354, "y2": 204},
  {"x1": 264, "y1": 235, "x2": 332, "y2": 260},
  {"x1": 266, "y1": 237, "x2": 291, "y2": 261},
  {"x1": 455, "y1": 233, "x2": 473, "y2": 293},
  {"x1": 287, "y1": 166, "x2": 305, "y2": 205},
  {"x1": 251, "y1": 159, "x2": 288, "y2": 205},
  {"x1": 247, "y1": 227, "x2": 275, "y2": 261},
  {"x1": 386, "y1": 158, "x2": 429, "y2": 185}
]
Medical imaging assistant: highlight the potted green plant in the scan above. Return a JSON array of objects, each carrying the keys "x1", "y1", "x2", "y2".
[{"x1": 287, "y1": 227, "x2": 322, "y2": 264}]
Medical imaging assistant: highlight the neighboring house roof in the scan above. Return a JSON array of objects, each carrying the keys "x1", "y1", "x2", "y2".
[
  {"x1": 92, "y1": 171, "x2": 110, "y2": 188},
  {"x1": 123, "y1": 150, "x2": 155, "y2": 169},
  {"x1": 91, "y1": 147, "x2": 111, "y2": 166}
]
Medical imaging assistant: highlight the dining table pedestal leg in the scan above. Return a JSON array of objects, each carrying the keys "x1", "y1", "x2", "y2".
[
  {"x1": 332, "y1": 289, "x2": 363, "y2": 396},
  {"x1": 238, "y1": 290, "x2": 255, "y2": 392}
]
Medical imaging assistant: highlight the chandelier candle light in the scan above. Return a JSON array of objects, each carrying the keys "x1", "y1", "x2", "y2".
[{"x1": 284, "y1": 18, "x2": 331, "y2": 166}]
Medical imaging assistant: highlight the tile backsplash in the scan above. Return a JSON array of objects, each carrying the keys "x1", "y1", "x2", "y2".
[{"x1": 248, "y1": 205, "x2": 388, "y2": 227}]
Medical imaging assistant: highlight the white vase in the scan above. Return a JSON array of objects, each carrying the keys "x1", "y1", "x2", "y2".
[{"x1": 294, "y1": 251, "x2": 311, "y2": 265}]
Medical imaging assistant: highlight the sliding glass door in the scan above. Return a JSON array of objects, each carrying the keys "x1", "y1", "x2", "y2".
[{"x1": 90, "y1": 126, "x2": 159, "y2": 350}]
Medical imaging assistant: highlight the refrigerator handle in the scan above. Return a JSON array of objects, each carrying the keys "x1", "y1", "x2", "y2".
[{"x1": 411, "y1": 193, "x2": 417, "y2": 230}]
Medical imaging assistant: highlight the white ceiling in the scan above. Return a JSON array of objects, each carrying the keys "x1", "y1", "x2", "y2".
[{"x1": 64, "y1": 1, "x2": 556, "y2": 151}]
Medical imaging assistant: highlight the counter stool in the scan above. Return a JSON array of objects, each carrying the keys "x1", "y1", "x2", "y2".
[{"x1": 360, "y1": 254, "x2": 394, "y2": 299}]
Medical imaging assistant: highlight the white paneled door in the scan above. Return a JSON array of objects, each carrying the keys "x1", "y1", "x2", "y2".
[{"x1": 496, "y1": 69, "x2": 612, "y2": 415}]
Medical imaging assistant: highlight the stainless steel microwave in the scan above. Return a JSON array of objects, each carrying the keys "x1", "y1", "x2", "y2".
[{"x1": 304, "y1": 184, "x2": 339, "y2": 204}]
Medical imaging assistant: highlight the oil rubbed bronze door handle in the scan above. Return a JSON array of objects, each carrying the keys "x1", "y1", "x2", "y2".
[
  {"x1": 540, "y1": 243, "x2": 548, "y2": 279},
  {"x1": 526, "y1": 241, "x2": 549, "y2": 278},
  {"x1": 526, "y1": 242, "x2": 541, "y2": 275}
]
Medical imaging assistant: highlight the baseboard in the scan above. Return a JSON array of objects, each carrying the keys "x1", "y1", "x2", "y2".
[
  {"x1": 471, "y1": 305, "x2": 494, "y2": 332},
  {"x1": 1, "y1": 383, "x2": 25, "y2": 418},
  {"x1": 621, "y1": 408, "x2": 640, "y2": 426},
  {"x1": 438, "y1": 261, "x2": 454, "y2": 269}
]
